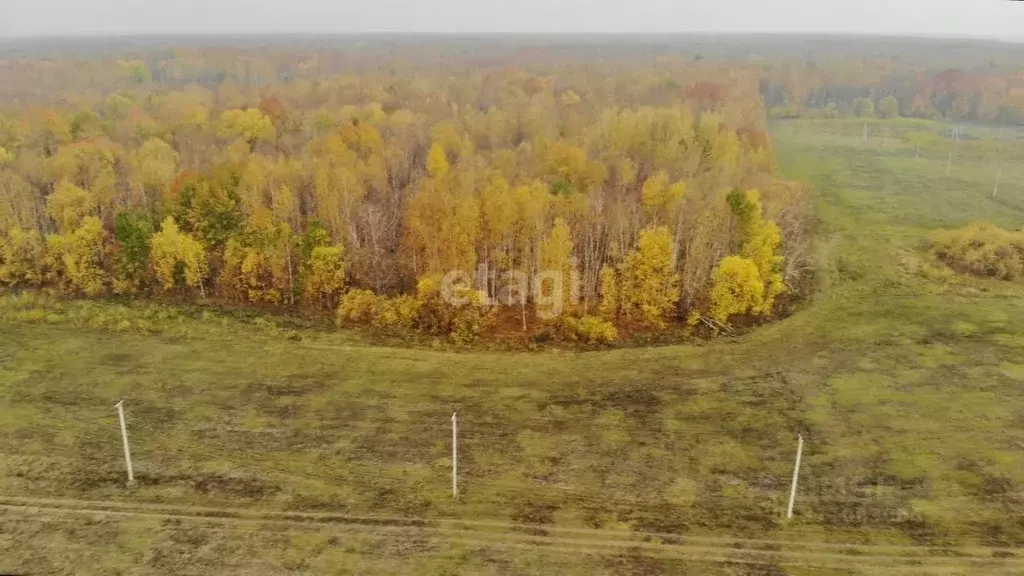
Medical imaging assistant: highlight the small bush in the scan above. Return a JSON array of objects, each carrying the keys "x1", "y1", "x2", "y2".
[
  {"x1": 337, "y1": 289, "x2": 421, "y2": 333},
  {"x1": 336, "y1": 289, "x2": 381, "y2": 325},
  {"x1": 561, "y1": 315, "x2": 618, "y2": 344},
  {"x1": 372, "y1": 295, "x2": 420, "y2": 331},
  {"x1": 447, "y1": 288, "x2": 494, "y2": 345},
  {"x1": 412, "y1": 276, "x2": 494, "y2": 343},
  {"x1": 928, "y1": 222, "x2": 1024, "y2": 280}
]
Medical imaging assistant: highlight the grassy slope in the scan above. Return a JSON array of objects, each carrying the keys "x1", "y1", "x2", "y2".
[{"x1": 3, "y1": 119, "x2": 1024, "y2": 574}]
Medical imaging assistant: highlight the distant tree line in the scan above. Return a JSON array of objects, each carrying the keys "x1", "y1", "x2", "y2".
[{"x1": 762, "y1": 62, "x2": 1024, "y2": 124}]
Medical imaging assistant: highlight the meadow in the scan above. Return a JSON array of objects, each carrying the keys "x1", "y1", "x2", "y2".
[{"x1": 3, "y1": 118, "x2": 1024, "y2": 574}]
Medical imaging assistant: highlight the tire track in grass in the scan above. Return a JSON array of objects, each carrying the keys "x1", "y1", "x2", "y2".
[{"x1": 1, "y1": 495, "x2": 1022, "y2": 572}]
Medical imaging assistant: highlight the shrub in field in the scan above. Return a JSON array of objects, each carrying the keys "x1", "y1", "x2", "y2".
[
  {"x1": 448, "y1": 293, "x2": 494, "y2": 345},
  {"x1": 372, "y1": 294, "x2": 420, "y2": 331},
  {"x1": 337, "y1": 289, "x2": 381, "y2": 325},
  {"x1": 410, "y1": 277, "x2": 493, "y2": 343},
  {"x1": 412, "y1": 275, "x2": 448, "y2": 334},
  {"x1": 928, "y1": 222, "x2": 1024, "y2": 280},
  {"x1": 337, "y1": 289, "x2": 421, "y2": 332},
  {"x1": 561, "y1": 315, "x2": 618, "y2": 344}
]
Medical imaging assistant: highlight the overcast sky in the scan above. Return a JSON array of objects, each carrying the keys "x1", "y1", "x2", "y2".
[{"x1": 3, "y1": 0, "x2": 1023, "y2": 38}]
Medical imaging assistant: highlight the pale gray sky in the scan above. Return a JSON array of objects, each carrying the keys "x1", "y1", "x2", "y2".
[{"x1": 3, "y1": 0, "x2": 1023, "y2": 38}]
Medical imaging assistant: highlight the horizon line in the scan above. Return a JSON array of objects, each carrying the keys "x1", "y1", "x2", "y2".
[{"x1": 1, "y1": 30, "x2": 1022, "y2": 42}]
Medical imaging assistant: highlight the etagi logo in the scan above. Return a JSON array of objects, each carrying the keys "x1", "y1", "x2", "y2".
[{"x1": 441, "y1": 262, "x2": 581, "y2": 319}]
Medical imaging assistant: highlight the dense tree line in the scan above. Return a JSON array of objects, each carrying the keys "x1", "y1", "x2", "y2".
[
  {"x1": 761, "y1": 57, "x2": 1024, "y2": 124},
  {"x1": 0, "y1": 41, "x2": 810, "y2": 342}
]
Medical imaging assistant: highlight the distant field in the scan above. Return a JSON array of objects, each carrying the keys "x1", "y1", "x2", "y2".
[{"x1": 4, "y1": 118, "x2": 1024, "y2": 574}]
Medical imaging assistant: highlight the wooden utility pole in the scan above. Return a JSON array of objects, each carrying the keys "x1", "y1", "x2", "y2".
[
  {"x1": 451, "y1": 412, "x2": 458, "y2": 499},
  {"x1": 786, "y1": 434, "x2": 804, "y2": 520},
  {"x1": 115, "y1": 400, "x2": 135, "y2": 485},
  {"x1": 994, "y1": 169, "x2": 1001, "y2": 199}
]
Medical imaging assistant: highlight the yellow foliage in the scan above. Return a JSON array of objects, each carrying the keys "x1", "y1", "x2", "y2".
[
  {"x1": 430, "y1": 122, "x2": 465, "y2": 162},
  {"x1": 223, "y1": 239, "x2": 293, "y2": 304},
  {"x1": 709, "y1": 256, "x2": 764, "y2": 324},
  {"x1": 598, "y1": 264, "x2": 618, "y2": 318},
  {"x1": 47, "y1": 140, "x2": 121, "y2": 208},
  {"x1": 337, "y1": 289, "x2": 381, "y2": 325},
  {"x1": 217, "y1": 108, "x2": 276, "y2": 144},
  {"x1": 44, "y1": 216, "x2": 107, "y2": 296},
  {"x1": 543, "y1": 141, "x2": 605, "y2": 193},
  {"x1": 310, "y1": 133, "x2": 366, "y2": 241},
  {"x1": 413, "y1": 274, "x2": 449, "y2": 334},
  {"x1": 0, "y1": 147, "x2": 11, "y2": 165},
  {"x1": 411, "y1": 274, "x2": 493, "y2": 342},
  {"x1": 725, "y1": 188, "x2": 786, "y2": 317},
  {"x1": 46, "y1": 181, "x2": 95, "y2": 232},
  {"x1": 224, "y1": 138, "x2": 252, "y2": 164},
  {"x1": 426, "y1": 142, "x2": 449, "y2": 179},
  {"x1": 561, "y1": 89, "x2": 581, "y2": 107},
  {"x1": 336, "y1": 289, "x2": 420, "y2": 332},
  {"x1": 741, "y1": 219, "x2": 784, "y2": 313},
  {"x1": 929, "y1": 222, "x2": 1024, "y2": 280},
  {"x1": 216, "y1": 210, "x2": 295, "y2": 304},
  {"x1": 372, "y1": 295, "x2": 420, "y2": 331},
  {"x1": 562, "y1": 315, "x2": 618, "y2": 344},
  {"x1": 539, "y1": 217, "x2": 575, "y2": 314},
  {"x1": 544, "y1": 141, "x2": 587, "y2": 187},
  {"x1": 416, "y1": 275, "x2": 441, "y2": 300},
  {"x1": 641, "y1": 172, "x2": 669, "y2": 208},
  {"x1": 641, "y1": 171, "x2": 686, "y2": 223},
  {"x1": 403, "y1": 176, "x2": 479, "y2": 276},
  {"x1": 134, "y1": 138, "x2": 178, "y2": 195},
  {"x1": 149, "y1": 217, "x2": 207, "y2": 293},
  {"x1": 448, "y1": 294, "x2": 494, "y2": 345},
  {"x1": 618, "y1": 226, "x2": 679, "y2": 329},
  {"x1": 0, "y1": 228, "x2": 45, "y2": 287},
  {"x1": 341, "y1": 118, "x2": 384, "y2": 159},
  {"x1": 303, "y1": 245, "x2": 346, "y2": 310},
  {"x1": 479, "y1": 175, "x2": 515, "y2": 255}
]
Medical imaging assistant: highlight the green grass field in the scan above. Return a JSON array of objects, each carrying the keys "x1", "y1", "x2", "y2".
[{"x1": 4, "y1": 118, "x2": 1024, "y2": 574}]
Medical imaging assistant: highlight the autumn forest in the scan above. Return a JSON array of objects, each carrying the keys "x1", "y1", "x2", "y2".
[{"x1": 2, "y1": 35, "x2": 1022, "y2": 344}]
